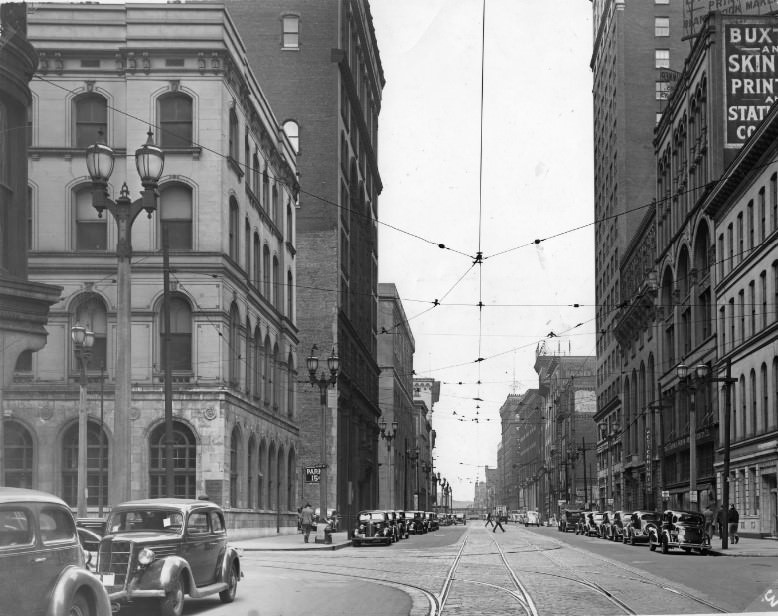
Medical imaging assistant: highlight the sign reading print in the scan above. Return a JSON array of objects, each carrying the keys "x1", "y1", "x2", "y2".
[{"x1": 725, "y1": 23, "x2": 778, "y2": 146}]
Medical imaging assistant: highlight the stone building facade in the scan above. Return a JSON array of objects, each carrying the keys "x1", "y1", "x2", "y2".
[
  {"x1": 17, "y1": 2, "x2": 298, "y2": 536},
  {"x1": 227, "y1": 0, "x2": 385, "y2": 534}
]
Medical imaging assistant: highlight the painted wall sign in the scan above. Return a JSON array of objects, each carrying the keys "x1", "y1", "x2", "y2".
[
  {"x1": 684, "y1": 0, "x2": 778, "y2": 41},
  {"x1": 725, "y1": 22, "x2": 778, "y2": 146}
]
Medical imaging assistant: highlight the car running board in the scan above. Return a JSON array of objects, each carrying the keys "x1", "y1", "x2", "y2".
[{"x1": 187, "y1": 581, "x2": 229, "y2": 599}]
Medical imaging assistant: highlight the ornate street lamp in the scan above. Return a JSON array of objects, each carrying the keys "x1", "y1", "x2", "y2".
[
  {"x1": 85, "y1": 130, "x2": 164, "y2": 506},
  {"x1": 71, "y1": 324, "x2": 94, "y2": 518},
  {"x1": 676, "y1": 361, "x2": 709, "y2": 511},
  {"x1": 307, "y1": 345, "x2": 339, "y2": 526}
]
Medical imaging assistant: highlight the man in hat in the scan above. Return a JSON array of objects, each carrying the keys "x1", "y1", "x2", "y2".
[
  {"x1": 728, "y1": 503, "x2": 740, "y2": 544},
  {"x1": 301, "y1": 503, "x2": 315, "y2": 543}
]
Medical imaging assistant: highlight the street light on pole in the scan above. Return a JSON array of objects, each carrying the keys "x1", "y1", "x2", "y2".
[
  {"x1": 306, "y1": 345, "x2": 339, "y2": 525},
  {"x1": 676, "y1": 361, "x2": 711, "y2": 511},
  {"x1": 378, "y1": 419, "x2": 398, "y2": 508},
  {"x1": 85, "y1": 130, "x2": 164, "y2": 505},
  {"x1": 71, "y1": 324, "x2": 94, "y2": 518}
]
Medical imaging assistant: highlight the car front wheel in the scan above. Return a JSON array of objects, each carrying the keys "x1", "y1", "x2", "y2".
[
  {"x1": 68, "y1": 593, "x2": 91, "y2": 616},
  {"x1": 661, "y1": 536, "x2": 669, "y2": 554},
  {"x1": 159, "y1": 574, "x2": 185, "y2": 616},
  {"x1": 219, "y1": 563, "x2": 238, "y2": 603}
]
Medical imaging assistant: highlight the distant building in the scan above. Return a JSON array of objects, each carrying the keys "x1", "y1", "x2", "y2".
[{"x1": 412, "y1": 377, "x2": 438, "y2": 511}]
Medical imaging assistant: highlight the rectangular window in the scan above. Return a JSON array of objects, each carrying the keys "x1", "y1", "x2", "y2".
[
  {"x1": 655, "y1": 0, "x2": 670, "y2": 3},
  {"x1": 655, "y1": 17, "x2": 670, "y2": 37},
  {"x1": 655, "y1": 49, "x2": 670, "y2": 68},
  {"x1": 761, "y1": 271, "x2": 767, "y2": 330},
  {"x1": 282, "y1": 15, "x2": 300, "y2": 49},
  {"x1": 759, "y1": 188, "x2": 766, "y2": 242},
  {"x1": 656, "y1": 81, "x2": 670, "y2": 100},
  {"x1": 737, "y1": 213, "x2": 744, "y2": 263},
  {"x1": 773, "y1": 173, "x2": 778, "y2": 232},
  {"x1": 749, "y1": 281, "x2": 756, "y2": 337},
  {"x1": 747, "y1": 200, "x2": 754, "y2": 252}
]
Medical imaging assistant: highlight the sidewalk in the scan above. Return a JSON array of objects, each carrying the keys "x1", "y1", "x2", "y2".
[
  {"x1": 233, "y1": 528, "x2": 352, "y2": 552},
  {"x1": 707, "y1": 535, "x2": 778, "y2": 557}
]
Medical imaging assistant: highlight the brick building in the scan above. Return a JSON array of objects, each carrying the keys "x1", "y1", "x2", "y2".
[
  {"x1": 17, "y1": 2, "x2": 299, "y2": 536},
  {"x1": 227, "y1": 0, "x2": 385, "y2": 534}
]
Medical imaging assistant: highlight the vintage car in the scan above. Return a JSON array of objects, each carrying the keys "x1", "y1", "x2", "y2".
[
  {"x1": 353, "y1": 510, "x2": 394, "y2": 546},
  {"x1": 598, "y1": 511, "x2": 614, "y2": 538},
  {"x1": 558, "y1": 508, "x2": 582, "y2": 532},
  {"x1": 624, "y1": 510, "x2": 661, "y2": 545},
  {"x1": 425, "y1": 511, "x2": 440, "y2": 531},
  {"x1": 407, "y1": 510, "x2": 429, "y2": 534},
  {"x1": 454, "y1": 513, "x2": 467, "y2": 525},
  {"x1": 95, "y1": 498, "x2": 241, "y2": 616},
  {"x1": 393, "y1": 510, "x2": 410, "y2": 538},
  {"x1": 580, "y1": 511, "x2": 604, "y2": 536},
  {"x1": 648, "y1": 509, "x2": 710, "y2": 555},
  {"x1": 0, "y1": 487, "x2": 112, "y2": 616},
  {"x1": 524, "y1": 510, "x2": 541, "y2": 527},
  {"x1": 385, "y1": 510, "x2": 401, "y2": 541},
  {"x1": 607, "y1": 511, "x2": 629, "y2": 541}
]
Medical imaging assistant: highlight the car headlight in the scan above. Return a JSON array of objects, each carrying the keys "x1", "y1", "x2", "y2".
[{"x1": 137, "y1": 548, "x2": 155, "y2": 566}]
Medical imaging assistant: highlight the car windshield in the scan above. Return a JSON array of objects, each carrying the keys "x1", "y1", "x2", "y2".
[
  {"x1": 676, "y1": 513, "x2": 703, "y2": 524},
  {"x1": 641, "y1": 513, "x2": 659, "y2": 521},
  {"x1": 359, "y1": 512, "x2": 384, "y2": 522},
  {"x1": 107, "y1": 509, "x2": 184, "y2": 533}
]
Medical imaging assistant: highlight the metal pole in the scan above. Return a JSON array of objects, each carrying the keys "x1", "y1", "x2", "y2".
[
  {"x1": 689, "y1": 382, "x2": 697, "y2": 510},
  {"x1": 582, "y1": 437, "x2": 587, "y2": 508},
  {"x1": 77, "y1": 351, "x2": 88, "y2": 518},
  {"x1": 162, "y1": 224, "x2": 174, "y2": 498},
  {"x1": 320, "y1": 382, "x2": 327, "y2": 526},
  {"x1": 722, "y1": 361, "x2": 732, "y2": 550},
  {"x1": 99, "y1": 364, "x2": 104, "y2": 517}
]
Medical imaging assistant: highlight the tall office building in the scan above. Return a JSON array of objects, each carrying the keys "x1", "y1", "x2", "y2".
[
  {"x1": 590, "y1": 0, "x2": 685, "y2": 501},
  {"x1": 227, "y1": 0, "x2": 385, "y2": 532}
]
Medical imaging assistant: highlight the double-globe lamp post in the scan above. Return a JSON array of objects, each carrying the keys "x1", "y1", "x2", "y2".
[
  {"x1": 85, "y1": 130, "x2": 164, "y2": 506},
  {"x1": 306, "y1": 345, "x2": 339, "y2": 524},
  {"x1": 71, "y1": 324, "x2": 94, "y2": 518},
  {"x1": 676, "y1": 361, "x2": 736, "y2": 549}
]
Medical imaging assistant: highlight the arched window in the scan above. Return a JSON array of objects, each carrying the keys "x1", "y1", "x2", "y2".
[
  {"x1": 229, "y1": 108, "x2": 239, "y2": 160},
  {"x1": 62, "y1": 420, "x2": 109, "y2": 507},
  {"x1": 283, "y1": 120, "x2": 299, "y2": 153},
  {"x1": 149, "y1": 421, "x2": 197, "y2": 498},
  {"x1": 230, "y1": 426, "x2": 241, "y2": 507},
  {"x1": 160, "y1": 295, "x2": 192, "y2": 372},
  {"x1": 262, "y1": 166, "x2": 270, "y2": 210},
  {"x1": 252, "y1": 153, "x2": 260, "y2": 196},
  {"x1": 287, "y1": 448, "x2": 296, "y2": 511},
  {"x1": 3, "y1": 420, "x2": 33, "y2": 488},
  {"x1": 253, "y1": 326, "x2": 262, "y2": 399},
  {"x1": 272, "y1": 343, "x2": 280, "y2": 410},
  {"x1": 229, "y1": 197, "x2": 239, "y2": 261},
  {"x1": 253, "y1": 233, "x2": 261, "y2": 290},
  {"x1": 263, "y1": 244, "x2": 271, "y2": 298},
  {"x1": 74, "y1": 93, "x2": 107, "y2": 148},
  {"x1": 258, "y1": 439, "x2": 267, "y2": 509},
  {"x1": 74, "y1": 295, "x2": 107, "y2": 371},
  {"x1": 244, "y1": 218, "x2": 251, "y2": 276},
  {"x1": 263, "y1": 336, "x2": 271, "y2": 405},
  {"x1": 761, "y1": 362, "x2": 768, "y2": 433},
  {"x1": 229, "y1": 303, "x2": 240, "y2": 386},
  {"x1": 160, "y1": 183, "x2": 193, "y2": 250},
  {"x1": 75, "y1": 187, "x2": 106, "y2": 251},
  {"x1": 286, "y1": 202, "x2": 293, "y2": 242},
  {"x1": 267, "y1": 443, "x2": 277, "y2": 509},
  {"x1": 287, "y1": 351, "x2": 295, "y2": 419},
  {"x1": 277, "y1": 446, "x2": 286, "y2": 511},
  {"x1": 272, "y1": 184, "x2": 279, "y2": 226},
  {"x1": 245, "y1": 317, "x2": 253, "y2": 394},
  {"x1": 272, "y1": 256, "x2": 280, "y2": 310},
  {"x1": 158, "y1": 93, "x2": 193, "y2": 149},
  {"x1": 248, "y1": 435, "x2": 256, "y2": 509},
  {"x1": 287, "y1": 270, "x2": 294, "y2": 319},
  {"x1": 750, "y1": 368, "x2": 757, "y2": 437}
]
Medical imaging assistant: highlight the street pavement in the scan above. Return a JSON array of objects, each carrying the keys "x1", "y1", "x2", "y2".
[{"x1": 233, "y1": 523, "x2": 778, "y2": 556}]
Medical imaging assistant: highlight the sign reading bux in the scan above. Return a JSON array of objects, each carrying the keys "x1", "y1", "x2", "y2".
[{"x1": 725, "y1": 22, "x2": 778, "y2": 146}]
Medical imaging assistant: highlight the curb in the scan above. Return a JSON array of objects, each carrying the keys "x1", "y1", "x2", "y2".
[{"x1": 238, "y1": 541, "x2": 352, "y2": 552}]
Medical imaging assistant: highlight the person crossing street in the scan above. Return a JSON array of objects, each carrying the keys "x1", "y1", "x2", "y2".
[
  {"x1": 485, "y1": 511, "x2": 494, "y2": 528},
  {"x1": 492, "y1": 512, "x2": 505, "y2": 533}
]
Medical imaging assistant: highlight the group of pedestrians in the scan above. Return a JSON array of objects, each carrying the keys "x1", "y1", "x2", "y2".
[
  {"x1": 702, "y1": 502, "x2": 740, "y2": 543},
  {"x1": 484, "y1": 511, "x2": 506, "y2": 532}
]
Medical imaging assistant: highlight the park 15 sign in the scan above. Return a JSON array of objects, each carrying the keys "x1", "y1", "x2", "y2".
[
  {"x1": 304, "y1": 466, "x2": 321, "y2": 483},
  {"x1": 725, "y1": 23, "x2": 778, "y2": 146}
]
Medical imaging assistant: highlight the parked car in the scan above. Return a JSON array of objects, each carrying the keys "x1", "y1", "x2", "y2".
[
  {"x1": 624, "y1": 510, "x2": 661, "y2": 545},
  {"x1": 608, "y1": 511, "x2": 629, "y2": 541},
  {"x1": 385, "y1": 510, "x2": 401, "y2": 542},
  {"x1": 558, "y1": 508, "x2": 582, "y2": 533},
  {"x1": 425, "y1": 511, "x2": 440, "y2": 531},
  {"x1": 393, "y1": 510, "x2": 409, "y2": 538},
  {"x1": 649, "y1": 509, "x2": 710, "y2": 555},
  {"x1": 353, "y1": 510, "x2": 394, "y2": 546},
  {"x1": 96, "y1": 498, "x2": 241, "y2": 616},
  {"x1": 581, "y1": 511, "x2": 604, "y2": 536},
  {"x1": 0, "y1": 487, "x2": 112, "y2": 616},
  {"x1": 524, "y1": 510, "x2": 541, "y2": 527},
  {"x1": 401, "y1": 510, "x2": 424, "y2": 534},
  {"x1": 598, "y1": 511, "x2": 614, "y2": 538},
  {"x1": 454, "y1": 513, "x2": 467, "y2": 525},
  {"x1": 76, "y1": 526, "x2": 102, "y2": 567}
]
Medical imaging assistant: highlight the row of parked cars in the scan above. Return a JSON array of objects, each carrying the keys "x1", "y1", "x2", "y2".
[
  {"x1": 557, "y1": 507, "x2": 711, "y2": 555},
  {"x1": 353, "y1": 509, "x2": 464, "y2": 546},
  {"x1": 1, "y1": 487, "x2": 241, "y2": 616}
]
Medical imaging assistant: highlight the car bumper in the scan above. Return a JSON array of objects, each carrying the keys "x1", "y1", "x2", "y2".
[{"x1": 352, "y1": 534, "x2": 390, "y2": 543}]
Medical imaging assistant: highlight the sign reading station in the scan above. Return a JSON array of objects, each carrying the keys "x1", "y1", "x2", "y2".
[{"x1": 725, "y1": 23, "x2": 778, "y2": 146}]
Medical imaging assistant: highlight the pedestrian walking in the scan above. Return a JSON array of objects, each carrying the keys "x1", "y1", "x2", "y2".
[
  {"x1": 702, "y1": 504, "x2": 714, "y2": 540},
  {"x1": 493, "y1": 513, "x2": 505, "y2": 533},
  {"x1": 297, "y1": 507, "x2": 303, "y2": 533},
  {"x1": 728, "y1": 504, "x2": 740, "y2": 544},
  {"x1": 485, "y1": 511, "x2": 494, "y2": 528},
  {"x1": 301, "y1": 503, "x2": 315, "y2": 543},
  {"x1": 716, "y1": 507, "x2": 725, "y2": 538}
]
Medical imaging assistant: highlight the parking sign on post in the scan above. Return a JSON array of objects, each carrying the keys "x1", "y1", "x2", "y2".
[{"x1": 305, "y1": 466, "x2": 321, "y2": 483}]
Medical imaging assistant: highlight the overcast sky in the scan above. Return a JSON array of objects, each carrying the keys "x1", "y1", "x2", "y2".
[{"x1": 370, "y1": 0, "x2": 595, "y2": 502}]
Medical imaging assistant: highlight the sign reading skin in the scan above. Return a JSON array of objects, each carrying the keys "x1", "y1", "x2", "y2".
[{"x1": 725, "y1": 23, "x2": 778, "y2": 146}]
